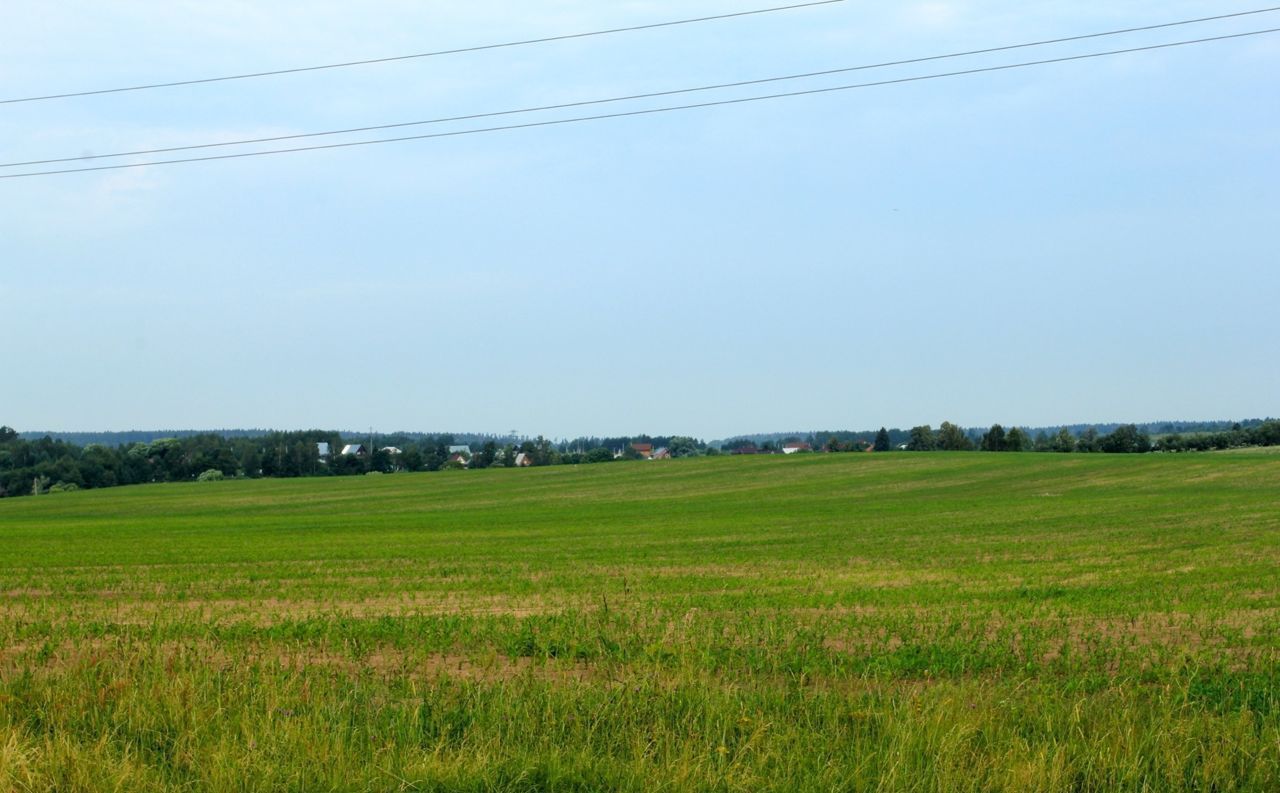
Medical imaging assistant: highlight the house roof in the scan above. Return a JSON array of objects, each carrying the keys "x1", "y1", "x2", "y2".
[
  {"x1": 340, "y1": 444, "x2": 365, "y2": 455},
  {"x1": 448, "y1": 445, "x2": 471, "y2": 455},
  {"x1": 631, "y1": 443, "x2": 653, "y2": 453},
  {"x1": 316, "y1": 442, "x2": 331, "y2": 455}
]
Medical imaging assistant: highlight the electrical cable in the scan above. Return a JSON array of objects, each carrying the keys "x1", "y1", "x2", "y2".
[
  {"x1": 0, "y1": 0, "x2": 844, "y2": 105},
  {"x1": 3, "y1": 7, "x2": 1276, "y2": 169},
  {"x1": 2, "y1": 27, "x2": 1275, "y2": 180}
]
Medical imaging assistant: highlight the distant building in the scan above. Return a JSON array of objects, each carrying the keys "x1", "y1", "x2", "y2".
[
  {"x1": 448, "y1": 453, "x2": 470, "y2": 467},
  {"x1": 652, "y1": 447, "x2": 672, "y2": 460},
  {"x1": 514, "y1": 452, "x2": 533, "y2": 467},
  {"x1": 380, "y1": 446, "x2": 402, "y2": 456},
  {"x1": 316, "y1": 442, "x2": 331, "y2": 459},
  {"x1": 340, "y1": 444, "x2": 367, "y2": 457},
  {"x1": 630, "y1": 443, "x2": 654, "y2": 460},
  {"x1": 448, "y1": 445, "x2": 471, "y2": 456},
  {"x1": 783, "y1": 442, "x2": 812, "y2": 455}
]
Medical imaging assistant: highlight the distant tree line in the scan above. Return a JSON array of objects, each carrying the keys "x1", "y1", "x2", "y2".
[
  {"x1": 0, "y1": 427, "x2": 710, "y2": 499},
  {"x1": 13, "y1": 428, "x2": 278, "y2": 448},
  {"x1": 724, "y1": 419, "x2": 1278, "y2": 457},
  {"x1": 899, "y1": 420, "x2": 1280, "y2": 454},
  {"x1": 1150, "y1": 423, "x2": 1280, "y2": 453},
  {"x1": 2, "y1": 419, "x2": 1276, "y2": 499}
]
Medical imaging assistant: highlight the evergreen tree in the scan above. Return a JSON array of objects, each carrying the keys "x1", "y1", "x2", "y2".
[{"x1": 873, "y1": 428, "x2": 892, "y2": 452}]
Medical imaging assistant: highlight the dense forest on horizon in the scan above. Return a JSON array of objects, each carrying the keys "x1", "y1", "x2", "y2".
[
  {"x1": 17, "y1": 429, "x2": 521, "y2": 449},
  {"x1": 21, "y1": 418, "x2": 1274, "y2": 450},
  {"x1": 3, "y1": 419, "x2": 1277, "y2": 500},
  {"x1": 718, "y1": 418, "x2": 1274, "y2": 449}
]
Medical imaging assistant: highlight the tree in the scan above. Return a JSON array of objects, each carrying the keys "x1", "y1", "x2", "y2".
[
  {"x1": 585, "y1": 447, "x2": 614, "y2": 463},
  {"x1": 937, "y1": 422, "x2": 973, "y2": 451},
  {"x1": 873, "y1": 428, "x2": 891, "y2": 452},
  {"x1": 981, "y1": 424, "x2": 1007, "y2": 452},
  {"x1": 500, "y1": 446, "x2": 517, "y2": 467},
  {"x1": 369, "y1": 448, "x2": 395, "y2": 473},
  {"x1": 0, "y1": 426, "x2": 17, "y2": 444},
  {"x1": 1076, "y1": 428, "x2": 1100, "y2": 453},
  {"x1": 1005, "y1": 427, "x2": 1028, "y2": 452},
  {"x1": 907, "y1": 426, "x2": 935, "y2": 451},
  {"x1": 1252, "y1": 420, "x2": 1280, "y2": 446},
  {"x1": 519, "y1": 436, "x2": 556, "y2": 466},
  {"x1": 400, "y1": 447, "x2": 424, "y2": 472},
  {"x1": 1100, "y1": 424, "x2": 1151, "y2": 454},
  {"x1": 1051, "y1": 428, "x2": 1076, "y2": 453},
  {"x1": 669, "y1": 437, "x2": 702, "y2": 458},
  {"x1": 476, "y1": 441, "x2": 498, "y2": 469},
  {"x1": 420, "y1": 445, "x2": 444, "y2": 472},
  {"x1": 80, "y1": 444, "x2": 120, "y2": 488}
]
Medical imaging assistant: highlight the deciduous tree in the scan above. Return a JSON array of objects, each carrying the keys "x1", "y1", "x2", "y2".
[
  {"x1": 907, "y1": 426, "x2": 936, "y2": 451},
  {"x1": 937, "y1": 422, "x2": 973, "y2": 451},
  {"x1": 981, "y1": 424, "x2": 1007, "y2": 452}
]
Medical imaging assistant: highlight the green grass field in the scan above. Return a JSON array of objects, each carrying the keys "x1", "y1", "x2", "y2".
[{"x1": 1, "y1": 452, "x2": 1278, "y2": 791}]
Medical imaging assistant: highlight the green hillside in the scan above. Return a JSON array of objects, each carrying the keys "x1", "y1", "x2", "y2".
[{"x1": 2, "y1": 452, "x2": 1278, "y2": 790}]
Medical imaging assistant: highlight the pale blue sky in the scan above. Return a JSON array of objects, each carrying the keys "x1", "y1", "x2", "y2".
[{"x1": 2, "y1": 1, "x2": 1276, "y2": 438}]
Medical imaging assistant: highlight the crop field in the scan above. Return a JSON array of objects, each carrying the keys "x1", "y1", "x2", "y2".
[{"x1": 1, "y1": 451, "x2": 1278, "y2": 791}]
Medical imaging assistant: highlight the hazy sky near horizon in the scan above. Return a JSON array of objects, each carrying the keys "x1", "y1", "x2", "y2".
[{"x1": 2, "y1": 1, "x2": 1276, "y2": 439}]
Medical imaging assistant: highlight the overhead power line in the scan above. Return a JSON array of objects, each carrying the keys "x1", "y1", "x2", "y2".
[
  {"x1": 0, "y1": 0, "x2": 843, "y2": 105},
  {"x1": 3, "y1": 27, "x2": 1276, "y2": 181},
  {"x1": 4, "y1": 7, "x2": 1277, "y2": 169}
]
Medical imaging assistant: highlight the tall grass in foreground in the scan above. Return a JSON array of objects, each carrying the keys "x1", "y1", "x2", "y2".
[
  {"x1": 3, "y1": 642, "x2": 1277, "y2": 791},
  {"x1": 1, "y1": 451, "x2": 1279, "y2": 790}
]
